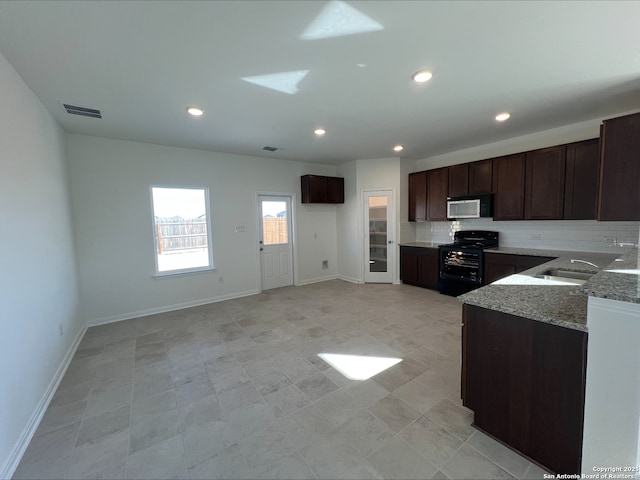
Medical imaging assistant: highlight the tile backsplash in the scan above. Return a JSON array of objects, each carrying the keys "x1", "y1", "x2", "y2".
[{"x1": 416, "y1": 219, "x2": 640, "y2": 253}]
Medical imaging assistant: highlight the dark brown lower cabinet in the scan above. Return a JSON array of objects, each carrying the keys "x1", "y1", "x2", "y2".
[
  {"x1": 462, "y1": 304, "x2": 587, "y2": 474},
  {"x1": 400, "y1": 246, "x2": 439, "y2": 290},
  {"x1": 483, "y1": 253, "x2": 555, "y2": 285}
]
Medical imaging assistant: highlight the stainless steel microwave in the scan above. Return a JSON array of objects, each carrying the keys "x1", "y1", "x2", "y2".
[{"x1": 446, "y1": 194, "x2": 493, "y2": 219}]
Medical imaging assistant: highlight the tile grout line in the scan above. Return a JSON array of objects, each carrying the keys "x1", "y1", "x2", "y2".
[
  {"x1": 63, "y1": 341, "x2": 105, "y2": 480},
  {"x1": 124, "y1": 335, "x2": 138, "y2": 479}
]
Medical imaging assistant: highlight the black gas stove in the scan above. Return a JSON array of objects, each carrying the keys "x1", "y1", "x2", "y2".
[{"x1": 437, "y1": 230, "x2": 499, "y2": 296}]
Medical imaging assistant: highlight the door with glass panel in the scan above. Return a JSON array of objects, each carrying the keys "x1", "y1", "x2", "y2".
[
  {"x1": 364, "y1": 190, "x2": 395, "y2": 283},
  {"x1": 259, "y1": 195, "x2": 293, "y2": 290}
]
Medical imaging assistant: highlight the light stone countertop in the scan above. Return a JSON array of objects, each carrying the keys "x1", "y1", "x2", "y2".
[
  {"x1": 579, "y1": 248, "x2": 640, "y2": 303},
  {"x1": 485, "y1": 246, "x2": 606, "y2": 257},
  {"x1": 399, "y1": 242, "x2": 440, "y2": 249},
  {"x1": 458, "y1": 248, "x2": 640, "y2": 331}
]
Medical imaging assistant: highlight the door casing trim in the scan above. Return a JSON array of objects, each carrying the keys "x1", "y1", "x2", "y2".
[{"x1": 362, "y1": 188, "x2": 396, "y2": 284}]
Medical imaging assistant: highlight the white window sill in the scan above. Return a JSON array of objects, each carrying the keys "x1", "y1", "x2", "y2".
[{"x1": 153, "y1": 266, "x2": 215, "y2": 279}]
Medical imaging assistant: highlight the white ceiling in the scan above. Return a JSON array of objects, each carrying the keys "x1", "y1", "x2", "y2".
[{"x1": 1, "y1": 0, "x2": 639, "y2": 165}]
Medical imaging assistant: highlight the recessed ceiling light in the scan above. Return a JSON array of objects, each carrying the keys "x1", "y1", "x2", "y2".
[
  {"x1": 314, "y1": 128, "x2": 327, "y2": 136},
  {"x1": 393, "y1": 145, "x2": 404, "y2": 152},
  {"x1": 186, "y1": 106, "x2": 204, "y2": 117},
  {"x1": 495, "y1": 112, "x2": 511, "y2": 122},
  {"x1": 412, "y1": 70, "x2": 433, "y2": 83}
]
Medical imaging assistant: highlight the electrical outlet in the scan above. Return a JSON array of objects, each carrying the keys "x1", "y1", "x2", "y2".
[
  {"x1": 322, "y1": 260, "x2": 328, "y2": 269},
  {"x1": 530, "y1": 234, "x2": 542, "y2": 241}
]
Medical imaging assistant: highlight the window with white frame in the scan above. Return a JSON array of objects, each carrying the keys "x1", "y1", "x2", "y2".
[{"x1": 151, "y1": 186, "x2": 214, "y2": 274}]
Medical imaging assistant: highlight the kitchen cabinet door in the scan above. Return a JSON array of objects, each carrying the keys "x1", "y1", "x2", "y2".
[
  {"x1": 483, "y1": 253, "x2": 555, "y2": 284},
  {"x1": 468, "y1": 159, "x2": 493, "y2": 194},
  {"x1": 515, "y1": 255, "x2": 555, "y2": 272},
  {"x1": 418, "y1": 251, "x2": 439, "y2": 290},
  {"x1": 448, "y1": 164, "x2": 469, "y2": 197},
  {"x1": 326, "y1": 176, "x2": 345, "y2": 203},
  {"x1": 400, "y1": 246, "x2": 438, "y2": 290},
  {"x1": 483, "y1": 261, "x2": 516, "y2": 285},
  {"x1": 400, "y1": 250, "x2": 419, "y2": 285},
  {"x1": 524, "y1": 145, "x2": 566, "y2": 220},
  {"x1": 528, "y1": 319, "x2": 587, "y2": 474},
  {"x1": 427, "y1": 167, "x2": 449, "y2": 221},
  {"x1": 463, "y1": 305, "x2": 533, "y2": 453},
  {"x1": 492, "y1": 154, "x2": 526, "y2": 220},
  {"x1": 408, "y1": 171, "x2": 427, "y2": 221},
  {"x1": 598, "y1": 112, "x2": 640, "y2": 221},
  {"x1": 301, "y1": 175, "x2": 344, "y2": 203},
  {"x1": 463, "y1": 304, "x2": 587, "y2": 474},
  {"x1": 564, "y1": 139, "x2": 599, "y2": 220}
]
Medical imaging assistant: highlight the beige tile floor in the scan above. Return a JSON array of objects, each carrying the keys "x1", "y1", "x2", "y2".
[{"x1": 14, "y1": 280, "x2": 549, "y2": 480}]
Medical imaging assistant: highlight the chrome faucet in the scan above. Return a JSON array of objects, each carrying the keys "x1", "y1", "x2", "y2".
[{"x1": 570, "y1": 259, "x2": 599, "y2": 269}]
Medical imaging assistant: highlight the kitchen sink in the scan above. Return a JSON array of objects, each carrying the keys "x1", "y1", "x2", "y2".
[{"x1": 534, "y1": 269, "x2": 595, "y2": 285}]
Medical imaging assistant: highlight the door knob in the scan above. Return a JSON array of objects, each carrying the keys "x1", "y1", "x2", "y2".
[
  {"x1": 388, "y1": 240, "x2": 394, "y2": 244},
  {"x1": 260, "y1": 247, "x2": 264, "y2": 251}
]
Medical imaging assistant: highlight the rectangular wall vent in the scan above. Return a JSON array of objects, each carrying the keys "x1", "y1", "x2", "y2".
[{"x1": 62, "y1": 103, "x2": 102, "y2": 119}]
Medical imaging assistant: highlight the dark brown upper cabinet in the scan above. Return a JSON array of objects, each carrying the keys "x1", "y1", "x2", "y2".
[
  {"x1": 564, "y1": 138, "x2": 600, "y2": 220},
  {"x1": 524, "y1": 145, "x2": 566, "y2": 220},
  {"x1": 408, "y1": 171, "x2": 427, "y2": 221},
  {"x1": 448, "y1": 160, "x2": 493, "y2": 197},
  {"x1": 492, "y1": 153, "x2": 526, "y2": 220},
  {"x1": 427, "y1": 167, "x2": 449, "y2": 221},
  {"x1": 301, "y1": 175, "x2": 344, "y2": 204},
  {"x1": 448, "y1": 164, "x2": 469, "y2": 197},
  {"x1": 468, "y1": 159, "x2": 493, "y2": 194},
  {"x1": 598, "y1": 112, "x2": 640, "y2": 221}
]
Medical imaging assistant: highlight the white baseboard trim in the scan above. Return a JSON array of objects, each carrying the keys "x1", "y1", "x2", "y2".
[
  {"x1": 87, "y1": 289, "x2": 261, "y2": 327},
  {"x1": 337, "y1": 275, "x2": 362, "y2": 284},
  {"x1": 0, "y1": 325, "x2": 87, "y2": 480},
  {"x1": 295, "y1": 274, "x2": 339, "y2": 286}
]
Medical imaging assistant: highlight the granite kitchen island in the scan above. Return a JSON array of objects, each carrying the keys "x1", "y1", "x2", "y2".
[{"x1": 457, "y1": 248, "x2": 640, "y2": 474}]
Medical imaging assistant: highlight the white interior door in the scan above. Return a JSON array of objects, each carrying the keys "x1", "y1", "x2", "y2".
[
  {"x1": 364, "y1": 190, "x2": 395, "y2": 283},
  {"x1": 259, "y1": 195, "x2": 293, "y2": 290}
]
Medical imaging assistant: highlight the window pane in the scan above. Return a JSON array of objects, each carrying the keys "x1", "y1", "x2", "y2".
[
  {"x1": 262, "y1": 200, "x2": 288, "y2": 245},
  {"x1": 368, "y1": 196, "x2": 387, "y2": 273},
  {"x1": 152, "y1": 187, "x2": 213, "y2": 273}
]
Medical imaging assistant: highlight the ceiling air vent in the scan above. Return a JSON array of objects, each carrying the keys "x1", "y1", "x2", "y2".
[
  {"x1": 62, "y1": 103, "x2": 102, "y2": 119},
  {"x1": 262, "y1": 146, "x2": 278, "y2": 152}
]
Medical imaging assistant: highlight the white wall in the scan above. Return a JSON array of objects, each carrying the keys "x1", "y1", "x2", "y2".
[
  {"x1": 583, "y1": 296, "x2": 640, "y2": 471},
  {"x1": 336, "y1": 158, "x2": 402, "y2": 284},
  {"x1": 399, "y1": 158, "x2": 417, "y2": 244},
  {"x1": 65, "y1": 134, "x2": 338, "y2": 324},
  {"x1": 336, "y1": 161, "x2": 360, "y2": 283},
  {"x1": 359, "y1": 158, "x2": 402, "y2": 282},
  {"x1": 414, "y1": 116, "x2": 604, "y2": 171},
  {"x1": 0, "y1": 51, "x2": 81, "y2": 477}
]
